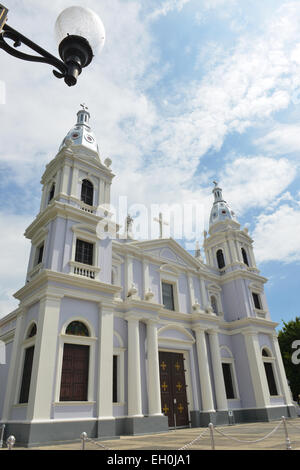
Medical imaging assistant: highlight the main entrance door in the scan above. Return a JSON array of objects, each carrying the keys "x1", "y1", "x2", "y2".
[{"x1": 159, "y1": 351, "x2": 189, "y2": 427}]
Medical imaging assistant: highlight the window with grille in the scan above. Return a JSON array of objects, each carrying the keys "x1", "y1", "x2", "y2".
[
  {"x1": 81, "y1": 179, "x2": 94, "y2": 206},
  {"x1": 252, "y1": 292, "x2": 262, "y2": 310},
  {"x1": 241, "y1": 248, "x2": 249, "y2": 266},
  {"x1": 48, "y1": 184, "x2": 55, "y2": 203},
  {"x1": 222, "y1": 363, "x2": 235, "y2": 399},
  {"x1": 162, "y1": 282, "x2": 175, "y2": 311},
  {"x1": 216, "y1": 249, "x2": 225, "y2": 269},
  {"x1": 36, "y1": 243, "x2": 44, "y2": 265},
  {"x1": 113, "y1": 355, "x2": 118, "y2": 403},
  {"x1": 75, "y1": 239, "x2": 94, "y2": 266},
  {"x1": 263, "y1": 362, "x2": 278, "y2": 396},
  {"x1": 19, "y1": 346, "x2": 35, "y2": 404}
]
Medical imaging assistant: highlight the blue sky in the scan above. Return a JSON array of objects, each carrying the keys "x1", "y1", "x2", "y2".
[{"x1": 0, "y1": 0, "x2": 299, "y2": 328}]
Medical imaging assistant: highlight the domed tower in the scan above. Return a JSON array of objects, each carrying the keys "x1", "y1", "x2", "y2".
[
  {"x1": 203, "y1": 182, "x2": 269, "y2": 322},
  {"x1": 204, "y1": 181, "x2": 257, "y2": 272},
  {"x1": 209, "y1": 181, "x2": 239, "y2": 232},
  {"x1": 25, "y1": 105, "x2": 116, "y2": 284}
]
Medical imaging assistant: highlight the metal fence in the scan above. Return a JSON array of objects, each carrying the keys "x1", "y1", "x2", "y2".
[{"x1": 1, "y1": 416, "x2": 300, "y2": 450}]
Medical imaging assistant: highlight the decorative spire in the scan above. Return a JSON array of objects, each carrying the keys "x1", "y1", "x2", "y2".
[
  {"x1": 212, "y1": 181, "x2": 225, "y2": 204},
  {"x1": 59, "y1": 105, "x2": 99, "y2": 156},
  {"x1": 209, "y1": 181, "x2": 238, "y2": 230},
  {"x1": 77, "y1": 103, "x2": 91, "y2": 127}
]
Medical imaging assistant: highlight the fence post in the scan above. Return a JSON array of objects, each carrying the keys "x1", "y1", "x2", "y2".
[
  {"x1": 81, "y1": 432, "x2": 88, "y2": 450},
  {"x1": 282, "y1": 416, "x2": 292, "y2": 450},
  {"x1": 6, "y1": 435, "x2": 15, "y2": 450},
  {"x1": 208, "y1": 422, "x2": 215, "y2": 450},
  {"x1": 0, "y1": 424, "x2": 5, "y2": 448}
]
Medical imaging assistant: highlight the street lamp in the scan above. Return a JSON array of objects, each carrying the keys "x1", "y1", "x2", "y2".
[{"x1": 0, "y1": 5, "x2": 105, "y2": 87}]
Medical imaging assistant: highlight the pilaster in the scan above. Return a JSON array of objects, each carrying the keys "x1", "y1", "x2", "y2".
[
  {"x1": 97, "y1": 301, "x2": 115, "y2": 419},
  {"x1": 26, "y1": 295, "x2": 62, "y2": 421}
]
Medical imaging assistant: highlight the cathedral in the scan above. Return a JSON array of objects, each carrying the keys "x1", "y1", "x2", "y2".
[{"x1": 0, "y1": 106, "x2": 296, "y2": 447}]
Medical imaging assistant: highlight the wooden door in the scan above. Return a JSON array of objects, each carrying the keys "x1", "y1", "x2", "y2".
[
  {"x1": 60, "y1": 344, "x2": 89, "y2": 401},
  {"x1": 159, "y1": 351, "x2": 189, "y2": 427}
]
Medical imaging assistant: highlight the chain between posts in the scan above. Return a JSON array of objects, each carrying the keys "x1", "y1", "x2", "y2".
[{"x1": 80, "y1": 432, "x2": 112, "y2": 450}]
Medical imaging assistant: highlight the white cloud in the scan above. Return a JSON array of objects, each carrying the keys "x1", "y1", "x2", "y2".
[
  {"x1": 0, "y1": 212, "x2": 31, "y2": 318},
  {"x1": 219, "y1": 156, "x2": 298, "y2": 214},
  {"x1": 148, "y1": 0, "x2": 191, "y2": 20},
  {"x1": 255, "y1": 124, "x2": 300, "y2": 155},
  {"x1": 253, "y1": 203, "x2": 300, "y2": 263}
]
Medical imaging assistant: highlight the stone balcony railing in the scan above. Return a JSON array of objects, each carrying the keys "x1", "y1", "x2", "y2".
[
  {"x1": 79, "y1": 201, "x2": 98, "y2": 214},
  {"x1": 69, "y1": 261, "x2": 100, "y2": 280}
]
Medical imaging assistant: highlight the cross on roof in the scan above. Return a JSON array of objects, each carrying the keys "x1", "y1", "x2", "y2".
[
  {"x1": 153, "y1": 212, "x2": 169, "y2": 239},
  {"x1": 80, "y1": 103, "x2": 89, "y2": 111}
]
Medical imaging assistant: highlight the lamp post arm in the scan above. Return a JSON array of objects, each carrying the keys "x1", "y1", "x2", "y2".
[{"x1": 0, "y1": 23, "x2": 68, "y2": 79}]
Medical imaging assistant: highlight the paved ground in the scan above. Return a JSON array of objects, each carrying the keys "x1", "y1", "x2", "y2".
[{"x1": 1, "y1": 418, "x2": 300, "y2": 451}]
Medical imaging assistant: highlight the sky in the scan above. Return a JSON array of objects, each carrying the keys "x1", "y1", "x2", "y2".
[{"x1": 0, "y1": 0, "x2": 299, "y2": 327}]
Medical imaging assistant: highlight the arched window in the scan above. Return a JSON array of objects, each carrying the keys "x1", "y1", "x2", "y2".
[
  {"x1": 211, "y1": 295, "x2": 218, "y2": 314},
  {"x1": 48, "y1": 183, "x2": 55, "y2": 203},
  {"x1": 241, "y1": 248, "x2": 249, "y2": 266},
  {"x1": 27, "y1": 323, "x2": 37, "y2": 338},
  {"x1": 81, "y1": 179, "x2": 94, "y2": 206},
  {"x1": 66, "y1": 321, "x2": 90, "y2": 337},
  {"x1": 262, "y1": 348, "x2": 269, "y2": 357},
  {"x1": 216, "y1": 249, "x2": 225, "y2": 269}
]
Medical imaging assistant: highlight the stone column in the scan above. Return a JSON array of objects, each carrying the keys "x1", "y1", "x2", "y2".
[
  {"x1": 243, "y1": 331, "x2": 270, "y2": 408},
  {"x1": 2, "y1": 309, "x2": 26, "y2": 421},
  {"x1": 27, "y1": 295, "x2": 62, "y2": 421},
  {"x1": 97, "y1": 302, "x2": 114, "y2": 419},
  {"x1": 187, "y1": 274, "x2": 196, "y2": 308},
  {"x1": 208, "y1": 329, "x2": 228, "y2": 411},
  {"x1": 127, "y1": 316, "x2": 143, "y2": 417},
  {"x1": 54, "y1": 169, "x2": 61, "y2": 197},
  {"x1": 146, "y1": 320, "x2": 162, "y2": 416},
  {"x1": 228, "y1": 239, "x2": 238, "y2": 263},
  {"x1": 70, "y1": 165, "x2": 79, "y2": 199},
  {"x1": 271, "y1": 333, "x2": 294, "y2": 406},
  {"x1": 61, "y1": 164, "x2": 70, "y2": 195},
  {"x1": 199, "y1": 277, "x2": 208, "y2": 309},
  {"x1": 194, "y1": 328, "x2": 215, "y2": 412},
  {"x1": 125, "y1": 255, "x2": 133, "y2": 297},
  {"x1": 98, "y1": 179, "x2": 105, "y2": 206},
  {"x1": 142, "y1": 259, "x2": 150, "y2": 298}
]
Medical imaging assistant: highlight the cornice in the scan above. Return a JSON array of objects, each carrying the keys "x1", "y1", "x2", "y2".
[
  {"x1": 41, "y1": 149, "x2": 115, "y2": 184},
  {"x1": 25, "y1": 201, "x2": 102, "y2": 240},
  {"x1": 112, "y1": 240, "x2": 217, "y2": 279},
  {"x1": 13, "y1": 269, "x2": 121, "y2": 303},
  {"x1": 218, "y1": 269, "x2": 268, "y2": 285}
]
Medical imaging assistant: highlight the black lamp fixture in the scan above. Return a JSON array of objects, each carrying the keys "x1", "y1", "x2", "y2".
[{"x1": 0, "y1": 5, "x2": 105, "y2": 87}]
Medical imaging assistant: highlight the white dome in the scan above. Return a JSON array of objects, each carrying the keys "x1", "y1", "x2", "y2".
[
  {"x1": 209, "y1": 182, "x2": 238, "y2": 229},
  {"x1": 59, "y1": 106, "x2": 99, "y2": 156}
]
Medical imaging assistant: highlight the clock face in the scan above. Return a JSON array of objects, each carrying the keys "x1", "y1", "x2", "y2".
[
  {"x1": 72, "y1": 133, "x2": 79, "y2": 139},
  {"x1": 85, "y1": 134, "x2": 94, "y2": 143}
]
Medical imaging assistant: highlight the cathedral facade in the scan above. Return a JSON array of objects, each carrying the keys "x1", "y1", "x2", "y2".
[{"x1": 0, "y1": 107, "x2": 296, "y2": 447}]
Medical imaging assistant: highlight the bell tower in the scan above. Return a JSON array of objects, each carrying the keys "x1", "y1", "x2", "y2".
[
  {"x1": 25, "y1": 105, "x2": 116, "y2": 284},
  {"x1": 203, "y1": 182, "x2": 269, "y2": 322}
]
